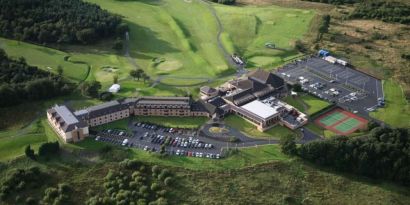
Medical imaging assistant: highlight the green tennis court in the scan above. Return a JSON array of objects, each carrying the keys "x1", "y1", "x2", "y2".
[
  {"x1": 319, "y1": 112, "x2": 348, "y2": 126},
  {"x1": 315, "y1": 108, "x2": 368, "y2": 135},
  {"x1": 334, "y1": 118, "x2": 361, "y2": 133}
]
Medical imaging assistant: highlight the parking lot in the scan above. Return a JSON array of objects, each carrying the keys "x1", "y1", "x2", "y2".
[
  {"x1": 94, "y1": 122, "x2": 223, "y2": 159},
  {"x1": 276, "y1": 57, "x2": 384, "y2": 115}
]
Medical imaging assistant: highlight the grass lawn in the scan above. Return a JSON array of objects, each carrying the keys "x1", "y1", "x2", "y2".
[
  {"x1": 283, "y1": 95, "x2": 305, "y2": 111},
  {"x1": 282, "y1": 94, "x2": 329, "y2": 115},
  {"x1": 134, "y1": 116, "x2": 208, "y2": 129},
  {"x1": 224, "y1": 115, "x2": 295, "y2": 139},
  {"x1": 0, "y1": 119, "x2": 59, "y2": 161},
  {"x1": 371, "y1": 80, "x2": 410, "y2": 128},
  {"x1": 92, "y1": 118, "x2": 131, "y2": 132},
  {"x1": 301, "y1": 94, "x2": 331, "y2": 115},
  {"x1": 214, "y1": 4, "x2": 315, "y2": 68}
]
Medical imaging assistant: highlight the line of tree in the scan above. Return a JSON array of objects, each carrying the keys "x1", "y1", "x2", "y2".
[
  {"x1": 318, "y1": 15, "x2": 331, "y2": 40},
  {"x1": 211, "y1": 0, "x2": 236, "y2": 5},
  {"x1": 301, "y1": 0, "x2": 359, "y2": 5},
  {"x1": 0, "y1": 49, "x2": 73, "y2": 107},
  {"x1": 281, "y1": 125, "x2": 410, "y2": 186},
  {"x1": 0, "y1": 0, "x2": 128, "y2": 45},
  {"x1": 350, "y1": 1, "x2": 410, "y2": 25}
]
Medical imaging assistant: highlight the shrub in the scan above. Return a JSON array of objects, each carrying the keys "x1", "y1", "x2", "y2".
[
  {"x1": 164, "y1": 177, "x2": 173, "y2": 186},
  {"x1": 25, "y1": 145, "x2": 36, "y2": 160},
  {"x1": 38, "y1": 141, "x2": 60, "y2": 157},
  {"x1": 25, "y1": 197, "x2": 37, "y2": 205}
]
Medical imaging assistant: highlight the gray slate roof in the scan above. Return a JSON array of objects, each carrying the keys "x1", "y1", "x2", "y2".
[{"x1": 48, "y1": 105, "x2": 87, "y2": 132}]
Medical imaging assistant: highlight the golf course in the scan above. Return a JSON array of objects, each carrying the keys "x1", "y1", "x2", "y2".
[{"x1": 0, "y1": 0, "x2": 315, "y2": 96}]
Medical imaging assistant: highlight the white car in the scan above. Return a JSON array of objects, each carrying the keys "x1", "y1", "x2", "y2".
[{"x1": 122, "y1": 139, "x2": 128, "y2": 146}]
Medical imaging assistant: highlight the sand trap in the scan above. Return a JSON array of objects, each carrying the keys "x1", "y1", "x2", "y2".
[{"x1": 101, "y1": 66, "x2": 119, "y2": 73}]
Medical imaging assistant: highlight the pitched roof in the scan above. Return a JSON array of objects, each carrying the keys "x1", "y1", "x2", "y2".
[
  {"x1": 224, "y1": 89, "x2": 256, "y2": 106},
  {"x1": 74, "y1": 100, "x2": 129, "y2": 119},
  {"x1": 48, "y1": 105, "x2": 87, "y2": 132},
  {"x1": 248, "y1": 69, "x2": 284, "y2": 89},
  {"x1": 200, "y1": 86, "x2": 217, "y2": 94}
]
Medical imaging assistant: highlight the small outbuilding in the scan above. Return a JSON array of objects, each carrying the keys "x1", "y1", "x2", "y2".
[{"x1": 108, "y1": 84, "x2": 121, "y2": 93}]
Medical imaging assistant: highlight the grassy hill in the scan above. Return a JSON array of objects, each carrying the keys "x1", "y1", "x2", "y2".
[{"x1": 215, "y1": 4, "x2": 315, "y2": 68}]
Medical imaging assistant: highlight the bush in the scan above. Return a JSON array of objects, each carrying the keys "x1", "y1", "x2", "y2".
[
  {"x1": 38, "y1": 141, "x2": 60, "y2": 157},
  {"x1": 280, "y1": 135, "x2": 297, "y2": 155},
  {"x1": 25, "y1": 197, "x2": 37, "y2": 205},
  {"x1": 25, "y1": 145, "x2": 36, "y2": 160},
  {"x1": 151, "y1": 165, "x2": 160, "y2": 176},
  {"x1": 100, "y1": 92, "x2": 114, "y2": 101},
  {"x1": 164, "y1": 177, "x2": 173, "y2": 186}
]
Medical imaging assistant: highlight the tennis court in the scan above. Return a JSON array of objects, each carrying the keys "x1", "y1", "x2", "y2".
[{"x1": 315, "y1": 108, "x2": 368, "y2": 135}]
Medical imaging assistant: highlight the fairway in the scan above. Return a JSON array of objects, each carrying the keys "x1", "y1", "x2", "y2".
[
  {"x1": 86, "y1": 0, "x2": 231, "y2": 79},
  {"x1": 315, "y1": 108, "x2": 368, "y2": 135},
  {"x1": 0, "y1": 38, "x2": 89, "y2": 81},
  {"x1": 215, "y1": 4, "x2": 314, "y2": 68}
]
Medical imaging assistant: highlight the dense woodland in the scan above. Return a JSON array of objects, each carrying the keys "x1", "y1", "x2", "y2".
[
  {"x1": 294, "y1": 126, "x2": 410, "y2": 186},
  {"x1": 0, "y1": 159, "x2": 175, "y2": 205},
  {"x1": 0, "y1": 0, "x2": 128, "y2": 45},
  {"x1": 0, "y1": 49, "x2": 72, "y2": 107},
  {"x1": 301, "y1": 0, "x2": 360, "y2": 5},
  {"x1": 350, "y1": 1, "x2": 410, "y2": 25}
]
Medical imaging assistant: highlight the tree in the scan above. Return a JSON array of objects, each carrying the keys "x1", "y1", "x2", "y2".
[
  {"x1": 294, "y1": 40, "x2": 306, "y2": 53},
  {"x1": 80, "y1": 81, "x2": 101, "y2": 98},
  {"x1": 76, "y1": 28, "x2": 96, "y2": 44},
  {"x1": 292, "y1": 84, "x2": 303, "y2": 93},
  {"x1": 159, "y1": 145, "x2": 166, "y2": 157},
  {"x1": 113, "y1": 38, "x2": 123, "y2": 51},
  {"x1": 280, "y1": 135, "x2": 297, "y2": 155},
  {"x1": 129, "y1": 69, "x2": 144, "y2": 81},
  {"x1": 100, "y1": 92, "x2": 113, "y2": 101},
  {"x1": 38, "y1": 141, "x2": 60, "y2": 157},
  {"x1": 57, "y1": 65, "x2": 63, "y2": 76},
  {"x1": 25, "y1": 145, "x2": 35, "y2": 160}
]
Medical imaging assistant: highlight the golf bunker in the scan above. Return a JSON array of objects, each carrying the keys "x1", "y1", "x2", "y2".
[{"x1": 315, "y1": 108, "x2": 368, "y2": 135}]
